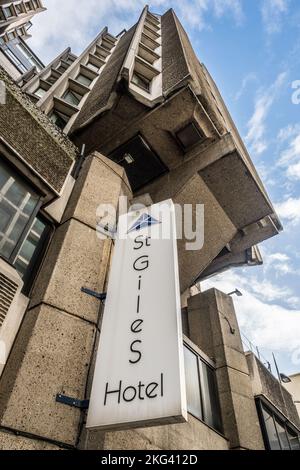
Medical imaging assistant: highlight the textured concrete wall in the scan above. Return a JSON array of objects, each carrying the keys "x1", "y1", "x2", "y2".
[
  {"x1": 0, "y1": 67, "x2": 76, "y2": 194},
  {"x1": 71, "y1": 26, "x2": 136, "y2": 133},
  {"x1": 161, "y1": 9, "x2": 189, "y2": 94},
  {"x1": 102, "y1": 416, "x2": 229, "y2": 450},
  {"x1": 0, "y1": 430, "x2": 62, "y2": 450},
  {"x1": 82, "y1": 415, "x2": 228, "y2": 450},
  {"x1": 0, "y1": 153, "x2": 131, "y2": 449},
  {"x1": 187, "y1": 289, "x2": 265, "y2": 450},
  {"x1": 246, "y1": 353, "x2": 300, "y2": 428},
  {"x1": 168, "y1": 10, "x2": 225, "y2": 136}
]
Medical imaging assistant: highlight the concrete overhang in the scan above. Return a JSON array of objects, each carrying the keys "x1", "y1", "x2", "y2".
[
  {"x1": 85, "y1": 85, "x2": 281, "y2": 236},
  {"x1": 198, "y1": 245, "x2": 263, "y2": 281},
  {"x1": 71, "y1": 84, "x2": 281, "y2": 290}
]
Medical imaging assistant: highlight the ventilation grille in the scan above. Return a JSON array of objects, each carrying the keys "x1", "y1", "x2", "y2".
[{"x1": 0, "y1": 273, "x2": 18, "y2": 329}]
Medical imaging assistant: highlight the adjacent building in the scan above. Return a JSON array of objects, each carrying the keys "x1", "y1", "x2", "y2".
[
  {"x1": 285, "y1": 373, "x2": 300, "y2": 420},
  {"x1": 0, "y1": 5, "x2": 299, "y2": 450},
  {"x1": 0, "y1": 1, "x2": 45, "y2": 82}
]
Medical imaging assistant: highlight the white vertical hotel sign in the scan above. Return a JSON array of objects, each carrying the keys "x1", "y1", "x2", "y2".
[{"x1": 87, "y1": 199, "x2": 187, "y2": 430}]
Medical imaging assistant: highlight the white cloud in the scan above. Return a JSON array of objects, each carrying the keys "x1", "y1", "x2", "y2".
[
  {"x1": 279, "y1": 134, "x2": 300, "y2": 166},
  {"x1": 275, "y1": 123, "x2": 300, "y2": 182},
  {"x1": 261, "y1": 0, "x2": 289, "y2": 34},
  {"x1": 268, "y1": 252, "x2": 290, "y2": 263},
  {"x1": 277, "y1": 123, "x2": 300, "y2": 143},
  {"x1": 245, "y1": 72, "x2": 287, "y2": 155},
  {"x1": 275, "y1": 197, "x2": 300, "y2": 226},
  {"x1": 28, "y1": 0, "x2": 244, "y2": 63},
  {"x1": 286, "y1": 161, "x2": 300, "y2": 180},
  {"x1": 276, "y1": 124, "x2": 300, "y2": 181},
  {"x1": 234, "y1": 73, "x2": 257, "y2": 101},
  {"x1": 213, "y1": 0, "x2": 244, "y2": 24},
  {"x1": 261, "y1": 249, "x2": 300, "y2": 277}
]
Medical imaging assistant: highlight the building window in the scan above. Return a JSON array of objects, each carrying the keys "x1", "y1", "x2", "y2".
[
  {"x1": 184, "y1": 345, "x2": 202, "y2": 420},
  {"x1": 0, "y1": 159, "x2": 40, "y2": 263},
  {"x1": 24, "y1": 2, "x2": 33, "y2": 12},
  {"x1": 75, "y1": 73, "x2": 93, "y2": 87},
  {"x1": 14, "y1": 40, "x2": 43, "y2": 71},
  {"x1": 184, "y1": 343, "x2": 223, "y2": 433},
  {"x1": 47, "y1": 70, "x2": 60, "y2": 85},
  {"x1": 199, "y1": 358, "x2": 222, "y2": 431},
  {"x1": 3, "y1": 6, "x2": 15, "y2": 19},
  {"x1": 33, "y1": 86, "x2": 47, "y2": 98},
  {"x1": 1, "y1": 40, "x2": 42, "y2": 73},
  {"x1": 62, "y1": 89, "x2": 81, "y2": 107},
  {"x1": 86, "y1": 61, "x2": 100, "y2": 72},
  {"x1": 49, "y1": 109, "x2": 69, "y2": 130},
  {"x1": 131, "y1": 71, "x2": 151, "y2": 91},
  {"x1": 175, "y1": 122, "x2": 205, "y2": 151},
  {"x1": 56, "y1": 61, "x2": 68, "y2": 74},
  {"x1": 7, "y1": 32, "x2": 16, "y2": 41},
  {"x1": 1, "y1": 48, "x2": 26, "y2": 73},
  {"x1": 15, "y1": 3, "x2": 24, "y2": 15},
  {"x1": 32, "y1": 0, "x2": 40, "y2": 9},
  {"x1": 257, "y1": 400, "x2": 300, "y2": 450},
  {"x1": 14, "y1": 215, "x2": 51, "y2": 294}
]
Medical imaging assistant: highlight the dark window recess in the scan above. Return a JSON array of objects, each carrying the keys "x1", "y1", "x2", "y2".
[
  {"x1": 49, "y1": 109, "x2": 69, "y2": 130},
  {"x1": 131, "y1": 71, "x2": 151, "y2": 91},
  {"x1": 215, "y1": 245, "x2": 231, "y2": 259},
  {"x1": 14, "y1": 214, "x2": 52, "y2": 295},
  {"x1": 256, "y1": 399, "x2": 300, "y2": 450},
  {"x1": 62, "y1": 89, "x2": 82, "y2": 106},
  {"x1": 108, "y1": 134, "x2": 168, "y2": 192},
  {"x1": 184, "y1": 343, "x2": 223, "y2": 433},
  {"x1": 184, "y1": 346, "x2": 202, "y2": 421},
  {"x1": 181, "y1": 308, "x2": 190, "y2": 337},
  {"x1": 76, "y1": 73, "x2": 93, "y2": 87},
  {"x1": 175, "y1": 122, "x2": 206, "y2": 150}
]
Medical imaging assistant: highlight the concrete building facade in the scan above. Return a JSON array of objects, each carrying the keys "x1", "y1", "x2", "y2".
[
  {"x1": 0, "y1": 5, "x2": 299, "y2": 450},
  {"x1": 0, "y1": 0, "x2": 45, "y2": 83}
]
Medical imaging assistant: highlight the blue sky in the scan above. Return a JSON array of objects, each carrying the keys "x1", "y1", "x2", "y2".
[{"x1": 28, "y1": 1, "x2": 300, "y2": 376}]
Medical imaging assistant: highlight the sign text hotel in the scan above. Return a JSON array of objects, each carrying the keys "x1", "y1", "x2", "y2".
[{"x1": 87, "y1": 200, "x2": 187, "y2": 430}]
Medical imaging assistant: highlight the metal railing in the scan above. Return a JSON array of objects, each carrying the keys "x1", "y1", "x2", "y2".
[{"x1": 241, "y1": 331, "x2": 274, "y2": 375}]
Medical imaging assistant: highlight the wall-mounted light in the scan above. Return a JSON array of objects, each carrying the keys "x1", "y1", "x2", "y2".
[
  {"x1": 124, "y1": 153, "x2": 135, "y2": 164},
  {"x1": 227, "y1": 289, "x2": 243, "y2": 297},
  {"x1": 280, "y1": 373, "x2": 292, "y2": 384}
]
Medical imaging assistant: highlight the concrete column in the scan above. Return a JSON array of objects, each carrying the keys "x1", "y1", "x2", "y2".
[
  {"x1": 0, "y1": 153, "x2": 132, "y2": 449},
  {"x1": 187, "y1": 289, "x2": 264, "y2": 450}
]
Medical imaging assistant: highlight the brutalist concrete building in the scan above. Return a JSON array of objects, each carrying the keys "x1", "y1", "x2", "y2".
[{"x1": 0, "y1": 5, "x2": 299, "y2": 450}]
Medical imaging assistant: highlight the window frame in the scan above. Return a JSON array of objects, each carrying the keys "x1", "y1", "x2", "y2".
[
  {"x1": 256, "y1": 397, "x2": 300, "y2": 450},
  {"x1": 2, "y1": 5, "x2": 15, "y2": 19},
  {"x1": 183, "y1": 339, "x2": 223, "y2": 434},
  {"x1": 131, "y1": 71, "x2": 152, "y2": 92},
  {"x1": 16, "y1": 212, "x2": 53, "y2": 296},
  {"x1": 75, "y1": 72, "x2": 93, "y2": 87},
  {"x1": 0, "y1": 157, "x2": 42, "y2": 267},
  {"x1": 61, "y1": 88, "x2": 82, "y2": 107},
  {"x1": 49, "y1": 108, "x2": 70, "y2": 130}
]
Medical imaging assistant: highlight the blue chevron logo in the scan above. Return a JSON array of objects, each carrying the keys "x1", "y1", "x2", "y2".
[{"x1": 128, "y1": 213, "x2": 161, "y2": 233}]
